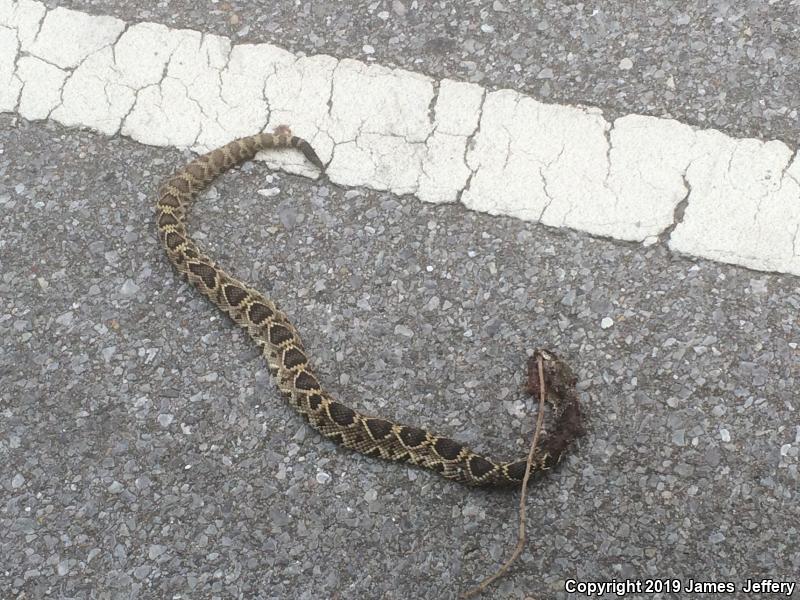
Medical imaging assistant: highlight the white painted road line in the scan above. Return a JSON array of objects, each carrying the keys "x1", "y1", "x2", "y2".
[{"x1": 1, "y1": 0, "x2": 798, "y2": 277}]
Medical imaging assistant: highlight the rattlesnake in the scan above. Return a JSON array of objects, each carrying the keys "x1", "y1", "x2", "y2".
[{"x1": 156, "y1": 127, "x2": 584, "y2": 486}]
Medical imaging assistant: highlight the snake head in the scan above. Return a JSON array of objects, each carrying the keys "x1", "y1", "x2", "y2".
[
  {"x1": 527, "y1": 348, "x2": 577, "y2": 404},
  {"x1": 527, "y1": 349, "x2": 586, "y2": 459}
]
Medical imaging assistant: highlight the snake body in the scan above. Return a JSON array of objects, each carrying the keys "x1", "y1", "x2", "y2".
[{"x1": 156, "y1": 127, "x2": 584, "y2": 486}]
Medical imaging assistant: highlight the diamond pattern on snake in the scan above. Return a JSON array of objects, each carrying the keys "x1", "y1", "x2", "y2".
[{"x1": 156, "y1": 126, "x2": 584, "y2": 487}]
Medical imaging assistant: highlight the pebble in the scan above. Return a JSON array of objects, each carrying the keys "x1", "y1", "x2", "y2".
[
  {"x1": 257, "y1": 187, "x2": 280, "y2": 197},
  {"x1": 708, "y1": 532, "x2": 725, "y2": 544},
  {"x1": 119, "y1": 279, "x2": 140, "y2": 297},
  {"x1": 57, "y1": 560, "x2": 70, "y2": 576},
  {"x1": 134, "y1": 565, "x2": 150, "y2": 579},
  {"x1": 395, "y1": 324, "x2": 414, "y2": 337},
  {"x1": 55, "y1": 311, "x2": 73, "y2": 326}
]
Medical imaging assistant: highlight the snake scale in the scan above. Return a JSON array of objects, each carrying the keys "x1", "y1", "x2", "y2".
[{"x1": 156, "y1": 126, "x2": 584, "y2": 487}]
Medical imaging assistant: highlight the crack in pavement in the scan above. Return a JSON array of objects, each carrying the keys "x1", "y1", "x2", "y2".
[
  {"x1": 1, "y1": 24, "x2": 24, "y2": 114},
  {"x1": 454, "y1": 87, "x2": 486, "y2": 206},
  {"x1": 659, "y1": 173, "x2": 692, "y2": 246}
]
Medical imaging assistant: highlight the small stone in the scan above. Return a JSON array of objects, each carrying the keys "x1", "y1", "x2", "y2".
[
  {"x1": 781, "y1": 444, "x2": 792, "y2": 456},
  {"x1": 600, "y1": 317, "x2": 614, "y2": 329},
  {"x1": 363, "y1": 44, "x2": 375, "y2": 54},
  {"x1": 134, "y1": 565, "x2": 150, "y2": 579},
  {"x1": 157, "y1": 413, "x2": 174, "y2": 427},
  {"x1": 108, "y1": 481, "x2": 124, "y2": 494},
  {"x1": 395, "y1": 324, "x2": 414, "y2": 337},
  {"x1": 462, "y1": 503, "x2": 481, "y2": 518},
  {"x1": 55, "y1": 311, "x2": 73, "y2": 326},
  {"x1": 719, "y1": 428, "x2": 730, "y2": 442},
  {"x1": 11, "y1": 473, "x2": 25, "y2": 488},
  {"x1": 749, "y1": 278, "x2": 768, "y2": 294},
  {"x1": 316, "y1": 471, "x2": 331, "y2": 484},
  {"x1": 619, "y1": 57, "x2": 633, "y2": 70},
  {"x1": 480, "y1": 24, "x2": 494, "y2": 33},
  {"x1": 120, "y1": 279, "x2": 139, "y2": 297},
  {"x1": 537, "y1": 67, "x2": 554, "y2": 79},
  {"x1": 148, "y1": 544, "x2": 166, "y2": 560},
  {"x1": 257, "y1": 187, "x2": 280, "y2": 197},
  {"x1": 424, "y1": 296, "x2": 440, "y2": 311},
  {"x1": 278, "y1": 205, "x2": 298, "y2": 229},
  {"x1": 708, "y1": 532, "x2": 725, "y2": 544},
  {"x1": 705, "y1": 447, "x2": 721, "y2": 467},
  {"x1": 364, "y1": 489, "x2": 378, "y2": 502}
]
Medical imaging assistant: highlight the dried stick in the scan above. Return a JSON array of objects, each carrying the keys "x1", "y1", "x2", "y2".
[{"x1": 459, "y1": 354, "x2": 548, "y2": 599}]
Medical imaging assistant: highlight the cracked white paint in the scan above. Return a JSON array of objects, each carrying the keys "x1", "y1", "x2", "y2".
[
  {"x1": 670, "y1": 133, "x2": 800, "y2": 273},
  {"x1": 419, "y1": 79, "x2": 484, "y2": 204},
  {"x1": 54, "y1": 23, "x2": 176, "y2": 135},
  {"x1": 1, "y1": 0, "x2": 799, "y2": 277},
  {"x1": 27, "y1": 7, "x2": 124, "y2": 69},
  {"x1": 16, "y1": 55, "x2": 66, "y2": 119},
  {"x1": 463, "y1": 89, "x2": 612, "y2": 226},
  {"x1": 0, "y1": 0, "x2": 46, "y2": 112}
]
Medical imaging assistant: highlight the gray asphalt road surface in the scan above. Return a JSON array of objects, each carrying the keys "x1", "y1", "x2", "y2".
[{"x1": 2, "y1": 1, "x2": 799, "y2": 598}]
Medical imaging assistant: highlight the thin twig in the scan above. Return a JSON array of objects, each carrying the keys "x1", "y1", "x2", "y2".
[{"x1": 460, "y1": 354, "x2": 548, "y2": 599}]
